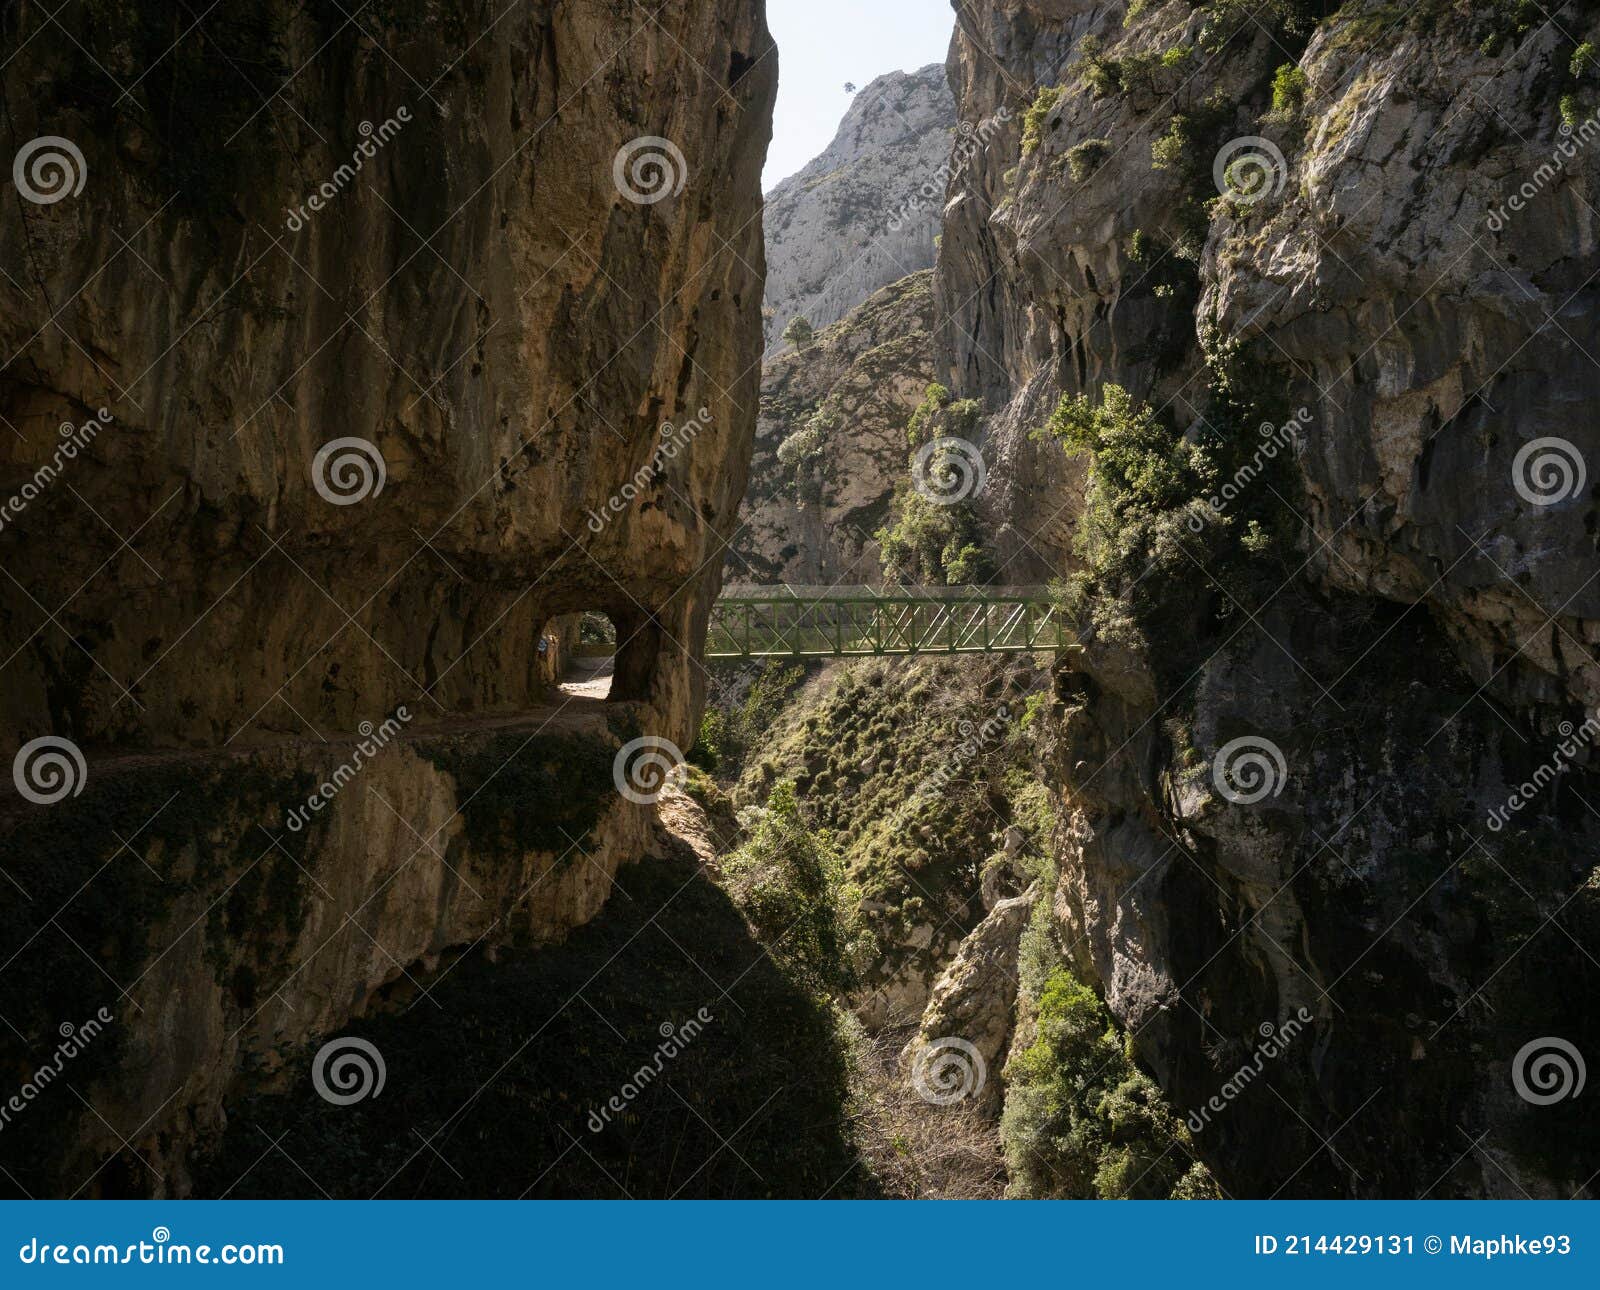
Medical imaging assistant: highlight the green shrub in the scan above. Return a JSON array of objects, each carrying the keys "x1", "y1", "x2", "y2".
[
  {"x1": 946, "y1": 398, "x2": 983, "y2": 436},
  {"x1": 907, "y1": 382, "x2": 952, "y2": 446},
  {"x1": 1033, "y1": 385, "x2": 1202, "y2": 652},
  {"x1": 723, "y1": 781, "x2": 870, "y2": 994},
  {"x1": 1076, "y1": 34, "x2": 1122, "y2": 98},
  {"x1": 876, "y1": 489, "x2": 995, "y2": 586},
  {"x1": 1150, "y1": 118, "x2": 1186, "y2": 172},
  {"x1": 1271, "y1": 63, "x2": 1309, "y2": 115},
  {"x1": 1021, "y1": 85, "x2": 1066, "y2": 154},
  {"x1": 693, "y1": 661, "x2": 806, "y2": 774},
  {"x1": 776, "y1": 415, "x2": 832, "y2": 504},
  {"x1": 1039, "y1": 384, "x2": 1214, "y2": 547},
  {"x1": 1573, "y1": 42, "x2": 1597, "y2": 79},
  {"x1": 1002, "y1": 968, "x2": 1215, "y2": 1198},
  {"x1": 1033, "y1": 322, "x2": 1302, "y2": 676},
  {"x1": 1198, "y1": 0, "x2": 1319, "y2": 51},
  {"x1": 776, "y1": 422, "x2": 825, "y2": 472},
  {"x1": 1116, "y1": 50, "x2": 1160, "y2": 96},
  {"x1": 1067, "y1": 137, "x2": 1112, "y2": 181}
]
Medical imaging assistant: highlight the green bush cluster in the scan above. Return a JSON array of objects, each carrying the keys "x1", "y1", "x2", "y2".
[
  {"x1": 1271, "y1": 63, "x2": 1310, "y2": 116},
  {"x1": 1561, "y1": 41, "x2": 1597, "y2": 130},
  {"x1": 1022, "y1": 85, "x2": 1066, "y2": 154},
  {"x1": 1066, "y1": 137, "x2": 1113, "y2": 182},
  {"x1": 1075, "y1": 35, "x2": 1122, "y2": 98},
  {"x1": 692, "y1": 661, "x2": 807, "y2": 774},
  {"x1": 738, "y1": 656, "x2": 1052, "y2": 953},
  {"x1": 1476, "y1": 0, "x2": 1541, "y2": 56},
  {"x1": 907, "y1": 382, "x2": 952, "y2": 446},
  {"x1": 1032, "y1": 327, "x2": 1300, "y2": 675},
  {"x1": 723, "y1": 781, "x2": 872, "y2": 995},
  {"x1": 1002, "y1": 969, "x2": 1217, "y2": 1198},
  {"x1": 776, "y1": 412, "x2": 834, "y2": 503},
  {"x1": 1197, "y1": 0, "x2": 1325, "y2": 52},
  {"x1": 782, "y1": 315, "x2": 816, "y2": 348},
  {"x1": 876, "y1": 488, "x2": 994, "y2": 586},
  {"x1": 1149, "y1": 96, "x2": 1237, "y2": 249},
  {"x1": 881, "y1": 387, "x2": 995, "y2": 585}
]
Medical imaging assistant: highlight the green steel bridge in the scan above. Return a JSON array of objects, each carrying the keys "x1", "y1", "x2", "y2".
[{"x1": 706, "y1": 586, "x2": 1074, "y2": 659}]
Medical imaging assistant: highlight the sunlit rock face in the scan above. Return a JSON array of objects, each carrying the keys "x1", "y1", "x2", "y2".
[
  {"x1": 1, "y1": 0, "x2": 774, "y2": 755},
  {"x1": 734, "y1": 271, "x2": 937, "y2": 585},
  {"x1": 762, "y1": 64, "x2": 955, "y2": 352},
  {"x1": 0, "y1": 1, "x2": 775, "y2": 1195},
  {"x1": 941, "y1": 0, "x2": 1600, "y2": 1196}
]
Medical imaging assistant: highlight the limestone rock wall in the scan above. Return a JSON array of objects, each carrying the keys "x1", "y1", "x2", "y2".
[
  {"x1": 0, "y1": 0, "x2": 775, "y2": 1196},
  {"x1": 939, "y1": 0, "x2": 1600, "y2": 1195},
  {"x1": 763, "y1": 64, "x2": 955, "y2": 351},
  {"x1": 732, "y1": 271, "x2": 936, "y2": 584},
  {"x1": 0, "y1": 0, "x2": 774, "y2": 754}
]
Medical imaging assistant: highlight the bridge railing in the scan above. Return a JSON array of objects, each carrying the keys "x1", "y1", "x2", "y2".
[{"x1": 706, "y1": 586, "x2": 1072, "y2": 658}]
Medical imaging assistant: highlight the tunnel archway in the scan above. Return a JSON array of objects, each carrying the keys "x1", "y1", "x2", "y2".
[{"x1": 540, "y1": 605, "x2": 661, "y2": 704}]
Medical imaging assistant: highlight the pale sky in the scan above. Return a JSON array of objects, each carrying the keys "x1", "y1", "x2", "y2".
[{"x1": 763, "y1": 0, "x2": 956, "y2": 190}]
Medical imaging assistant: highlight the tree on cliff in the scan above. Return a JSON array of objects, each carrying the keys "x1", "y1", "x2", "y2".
[{"x1": 782, "y1": 315, "x2": 816, "y2": 349}]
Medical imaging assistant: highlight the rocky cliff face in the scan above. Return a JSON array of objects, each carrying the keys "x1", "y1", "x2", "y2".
[
  {"x1": 937, "y1": 0, "x2": 1600, "y2": 1196},
  {"x1": 762, "y1": 65, "x2": 955, "y2": 351},
  {"x1": 733, "y1": 271, "x2": 935, "y2": 584},
  {"x1": 0, "y1": 0, "x2": 773, "y2": 1196}
]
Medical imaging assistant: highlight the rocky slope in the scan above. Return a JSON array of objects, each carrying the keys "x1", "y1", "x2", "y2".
[
  {"x1": 0, "y1": 0, "x2": 773, "y2": 1196},
  {"x1": 762, "y1": 65, "x2": 955, "y2": 351},
  {"x1": 933, "y1": 0, "x2": 1600, "y2": 1196},
  {"x1": 732, "y1": 271, "x2": 936, "y2": 584}
]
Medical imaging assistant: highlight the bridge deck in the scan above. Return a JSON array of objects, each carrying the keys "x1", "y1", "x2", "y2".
[{"x1": 707, "y1": 586, "x2": 1073, "y2": 659}]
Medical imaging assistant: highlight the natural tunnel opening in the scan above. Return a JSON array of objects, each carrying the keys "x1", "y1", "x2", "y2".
[{"x1": 545, "y1": 608, "x2": 661, "y2": 704}]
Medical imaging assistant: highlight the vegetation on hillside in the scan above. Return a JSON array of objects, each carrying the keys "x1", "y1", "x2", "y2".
[
  {"x1": 1033, "y1": 330, "x2": 1299, "y2": 683},
  {"x1": 1003, "y1": 969, "x2": 1217, "y2": 1199}
]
